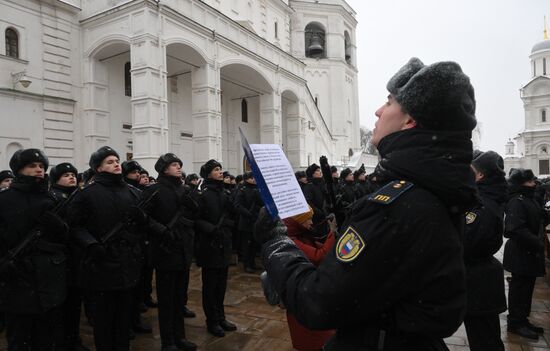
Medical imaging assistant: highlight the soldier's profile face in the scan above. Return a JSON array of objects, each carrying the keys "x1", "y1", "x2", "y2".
[
  {"x1": 209, "y1": 166, "x2": 224, "y2": 181},
  {"x1": 97, "y1": 156, "x2": 121, "y2": 174},
  {"x1": 57, "y1": 172, "x2": 77, "y2": 187},
  {"x1": 164, "y1": 162, "x2": 182, "y2": 178},
  {"x1": 20, "y1": 162, "x2": 45, "y2": 178},
  {"x1": 372, "y1": 95, "x2": 416, "y2": 147}
]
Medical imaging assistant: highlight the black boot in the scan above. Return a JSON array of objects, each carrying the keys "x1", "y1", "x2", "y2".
[
  {"x1": 207, "y1": 324, "x2": 225, "y2": 337},
  {"x1": 508, "y1": 324, "x2": 539, "y2": 339},
  {"x1": 182, "y1": 306, "x2": 196, "y2": 318},
  {"x1": 219, "y1": 319, "x2": 237, "y2": 331},
  {"x1": 161, "y1": 345, "x2": 179, "y2": 351},
  {"x1": 175, "y1": 339, "x2": 197, "y2": 351},
  {"x1": 133, "y1": 319, "x2": 153, "y2": 334},
  {"x1": 527, "y1": 321, "x2": 544, "y2": 334}
]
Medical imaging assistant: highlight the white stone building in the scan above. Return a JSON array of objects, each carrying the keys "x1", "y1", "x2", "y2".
[
  {"x1": 504, "y1": 31, "x2": 550, "y2": 176},
  {"x1": 0, "y1": 0, "x2": 360, "y2": 175}
]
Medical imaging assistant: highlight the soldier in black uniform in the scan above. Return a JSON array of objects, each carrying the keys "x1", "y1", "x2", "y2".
[
  {"x1": 143, "y1": 153, "x2": 197, "y2": 351},
  {"x1": 254, "y1": 58, "x2": 478, "y2": 350},
  {"x1": 335, "y1": 168, "x2": 356, "y2": 228},
  {"x1": 0, "y1": 170, "x2": 14, "y2": 189},
  {"x1": 303, "y1": 164, "x2": 328, "y2": 237},
  {"x1": 195, "y1": 160, "x2": 237, "y2": 337},
  {"x1": 235, "y1": 172, "x2": 262, "y2": 273},
  {"x1": 295, "y1": 171, "x2": 307, "y2": 192},
  {"x1": 184, "y1": 173, "x2": 199, "y2": 190},
  {"x1": 49, "y1": 163, "x2": 91, "y2": 351},
  {"x1": 0, "y1": 149, "x2": 68, "y2": 350},
  {"x1": 67, "y1": 146, "x2": 145, "y2": 351},
  {"x1": 463, "y1": 151, "x2": 507, "y2": 350},
  {"x1": 504, "y1": 168, "x2": 546, "y2": 340},
  {"x1": 121, "y1": 160, "x2": 154, "y2": 335}
]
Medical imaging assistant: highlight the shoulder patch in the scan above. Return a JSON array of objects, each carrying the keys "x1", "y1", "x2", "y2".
[
  {"x1": 465, "y1": 212, "x2": 477, "y2": 224},
  {"x1": 336, "y1": 226, "x2": 366, "y2": 263},
  {"x1": 367, "y1": 180, "x2": 414, "y2": 205}
]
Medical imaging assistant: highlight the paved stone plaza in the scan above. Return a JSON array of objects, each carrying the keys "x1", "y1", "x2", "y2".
[{"x1": 1, "y1": 261, "x2": 549, "y2": 350}]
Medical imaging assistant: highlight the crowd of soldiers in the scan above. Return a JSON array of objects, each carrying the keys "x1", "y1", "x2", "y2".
[{"x1": 0, "y1": 138, "x2": 549, "y2": 351}]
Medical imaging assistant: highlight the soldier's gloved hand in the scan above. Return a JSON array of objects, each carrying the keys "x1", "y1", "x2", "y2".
[
  {"x1": 38, "y1": 211, "x2": 68, "y2": 234},
  {"x1": 129, "y1": 206, "x2": 148, "y2": 225},
  {"x1": 254, "y1": 207, "x2": 287, "y2": 245},
  {"x1": 88, "y1": 243, "x2": 107, "y2": 261}
]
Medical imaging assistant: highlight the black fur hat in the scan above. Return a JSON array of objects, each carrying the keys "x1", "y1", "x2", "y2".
[
  {"x1": 154, "y1": 153, "x2": 182, "y2": 174},
  {"x1": 387, "y1": 57, "x2": 477, "y2": 131},
  {"x1": 340, "y1": 168, "x2": 352, "y2": 180},
  {"x1": 121, "y1": 160, "x2": 142, "y2": 176},
  {"x1": 330, "y1": 165, "x2": 338, "y2": 174},
  {"x1": 185, "y1": 173, "x2": 199, "y2": 184},
  {"x1": 9, "y1": 148, "x2": 49, "y2": 174},
  {"x1": 50, "y1": 162, "x2": 78, "y2": 185},
  {"x1": 0, "y1": 170, "x2": 14, "y2": 182},
  {"x1": 295, "y1": 170, "x2": 306, "y2": 180},
  {"x1": 306, "y1": 163, "x2": 320, "y2": 178},
  {"x1": 89, "y1": 146, "x2": 119, "y2": 171},
  {"x1": 200, "y1": 159, "x2": 222, "y2": 179},
  {"x1": 472, "y1": 150, "x2": 505, "y2": 178},
  {"x1": 509, "y1": 168, "x2": 536, "y2": 186}
]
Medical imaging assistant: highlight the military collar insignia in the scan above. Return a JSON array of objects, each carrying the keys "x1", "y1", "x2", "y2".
[
  {"x1": 368, "y1": 180, "x2": 414, "y2": 205},
  {"x1": 465, "y1": 212, "x2": 477, "y2": 224},
  {"x1": 336, "y1": 226, "x2": 365, "y2": 263}
]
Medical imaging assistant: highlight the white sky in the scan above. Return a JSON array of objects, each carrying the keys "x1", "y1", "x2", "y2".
[{"x1": 346, "y1": 0, "x2": 547, "y2": 154}]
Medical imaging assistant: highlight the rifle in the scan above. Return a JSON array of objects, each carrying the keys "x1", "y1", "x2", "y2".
[
  {"x1": 99, "y1": 189, "x2": 159, "y2": 245},
  {"x1": 320, "y1": 156, "x2": 337, "y2": 212},
  {"x1": 0, "y1": 188, "x2": 78, "y2": 267}
]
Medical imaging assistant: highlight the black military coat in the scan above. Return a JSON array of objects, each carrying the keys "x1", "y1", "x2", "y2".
[
  {"x1": 503, "y1": 185, "x2": 546, "y2": 277},
  {"x1": 0, "y1": 177, "x2": 67, "y2": 313},
  {"x1": 235, "y1": 182, "x2": 262, "y2": 232},
  {"x1": 143, "y1": 175, "x2": 196, "y2": 270},
  {"x1": 303, "y1": 178, "x2": 327, "y2": 220},
  {"x1": 260, "y1": 129, "x2": 478, "y2": 350},
  {"x1": 67, "y1": 172, "x2": 143, "y2": 291},
  {"x1": 463, "y1": 179, "x2": 507, "y2": 315},
  {"x1": 195, "y1": 179, "x2": 233, "y2": 268}
]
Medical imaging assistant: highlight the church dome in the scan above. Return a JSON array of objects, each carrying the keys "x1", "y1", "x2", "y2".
[{"x1": 532, "y1": 39, "x2": 550, "y2": 53}]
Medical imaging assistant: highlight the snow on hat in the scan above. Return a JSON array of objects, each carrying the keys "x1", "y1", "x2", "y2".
[
  {"x1": 387, "y1": 57, "x2": 477, "y2": 131},
  {"x1": 340, "y1": 167, "x2": 352, "y2": 179}
]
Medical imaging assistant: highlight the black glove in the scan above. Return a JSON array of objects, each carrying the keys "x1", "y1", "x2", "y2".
[
  {"x1": 38, "y1": 211, "x2": 68, "y2": 234},
  {"x1": 88, "y1": 243, "x2": 107, "y2": 261},
  {"x1": 129, "y1": 206, "x2": 148, "y2": 225},
  {"x1": 253, "y1": 207, "x2": 287, "y2": 245}
]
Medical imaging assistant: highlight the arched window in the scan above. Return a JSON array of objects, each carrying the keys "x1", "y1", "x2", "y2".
[
  {"x1": 545, "y1": 58, "x2": 547, "y2": 75},
  {"x1": 344, "y1": 31, "x2": 352, "y2": 64},
  {"x1": 543, "y1": 110, "x2": 547, "y2": 123},
  {"x1": 305, "y1": 22, "x2": 326, "y2": 59},
  {"x1": 5, "y1": 28, "x2": 18, "y2": 58},
  {"x1": 274, "y1": 21, "x2": 278, "y2": 39},
  {"x1": 241, "y1": 99, "x2": 248, "y2": 123},
  {"x1": 124, "y1": 62, "x2": 131, "y2": 97}
]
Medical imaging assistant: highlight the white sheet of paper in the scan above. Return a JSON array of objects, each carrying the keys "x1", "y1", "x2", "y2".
[{"x1": 250, "y1": 143, "x2": 310, "y2": 219}]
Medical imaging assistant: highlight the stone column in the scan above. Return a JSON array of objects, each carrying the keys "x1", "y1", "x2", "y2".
[
  {"x1": 285, "y1": 100, "x2": 307, "y2": 168},
  {"x1": 191, "y1": 63, "x2": 222, "y2": 172},
  {"x1": 130, "y1": 34, "x2": 169, "y2": 173},
  {"x1": 260, "y1": 91, "x2": 282, "y2": 145},
  {"x1": 82, "y1": 56, "x2": 111, "y2": 167}
]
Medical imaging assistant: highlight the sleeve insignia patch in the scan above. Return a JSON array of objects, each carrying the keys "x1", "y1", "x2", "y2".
[
  {"x1": 336, "y1": 226, "x2": 365, "y2": 263},
  {"x1": 465, "y1": 212, "x2": 477, "y2": 224},
  {"x1": 368, "y1": 180, "x2": 414, "y2": 205}
]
